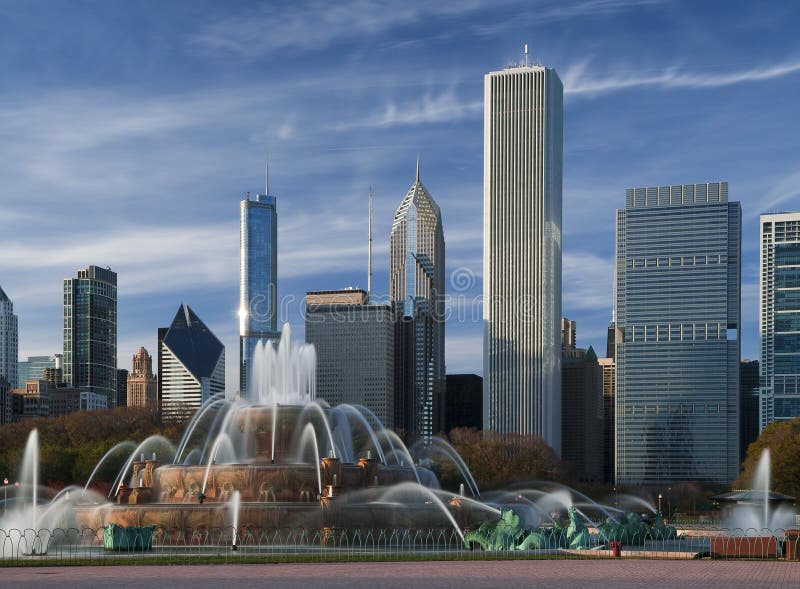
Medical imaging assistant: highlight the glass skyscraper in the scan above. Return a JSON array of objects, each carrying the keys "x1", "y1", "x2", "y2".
[
  {"x1": 759, "y1": 212, "x2": 800, "y2": 429},
  {"x1": 63, "y1": 266, "x2": 117, "y2": 406},
  {"x1": 389, "y1": 162, "x2": 445, "y2": 439},
  {"x1": 239, "y1": 169, "x2": 278, "y2": 397},
  {"x1": 615, "y1": 183, "x2": 740, "y2": 484},
  {"x1": 0, "y1": 284, "x2": 18, "y2": 393},
  {"x1": 482, "y1": 63, "x2": 563, "y2": 452}
]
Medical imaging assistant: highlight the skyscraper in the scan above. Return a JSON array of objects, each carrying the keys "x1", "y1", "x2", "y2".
[
  {"x1": 239, "y1": 159, "x2": 278, "y2": 397},
  {"x1": 390, "y1": 161, "x2": 445, "y2": 439},
  {"x1": 63, "y1": 266, "x2": 117, "y2": 406},
  {"x1": 0, "y1": 284, "x2": 18, "y2": 393},
  {"x1": 740, "y1": 360, "x2": 759, "y2": 462},
  {"x1": 483, "y1": 61, "x2": 563, "y2": 452},
  {"x1": 759, "y1": 212, "x2": 800, "y2": 429},
  {"x1": 615, "y1": 182, "x2": 741, "y2": 484},
  {"x1": 305, "y1": 289, "x2": 395, "y2": 426},
  {"x1": 127, "y1": 347, "x2": 158, "y2": 409},
  {"x1": 561, "y1": 318, "x2": 576, "y2": 353},
  {"x1": 115, "y1": 368, "x2": 128, "y2": 408},
  {"x1": 561, "y1": 346, "x2": 604, "y2": 483},
  {"x1": 159, "y1": 304, "x2": 225, "y2": 420},
  {"x1": 598, "y1": 356, "x2": 616, "y2": 483},
  {"x1": 18, "y1": 355, "x2": 62, "y2": 388}
]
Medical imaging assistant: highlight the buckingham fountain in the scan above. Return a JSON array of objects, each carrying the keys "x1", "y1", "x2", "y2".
[{"x1": 1, "y1": 325, "x2": 797, "y2": 557}]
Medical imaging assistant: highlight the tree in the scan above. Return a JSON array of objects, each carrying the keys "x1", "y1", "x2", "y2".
[
  {"x1": 0, "y1": 407, "x2": 187, "y2": 491},
  {"x1": 735, "y1": 417, "x2": 800, "y2": 498},
  {"x1": 435, "y1": 428, "x2": 564, "y2": 491}
]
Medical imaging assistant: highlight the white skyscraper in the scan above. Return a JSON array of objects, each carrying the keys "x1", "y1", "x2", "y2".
[
  {"x1": 482, "y1": 62, "x2": 563, "y2": 453},
  {"x1": 759, "y1": 212, "x2": 800, "y2": 429},
  {"x1": 0, "y1": 284, "x2": 19, "y2": 392}
]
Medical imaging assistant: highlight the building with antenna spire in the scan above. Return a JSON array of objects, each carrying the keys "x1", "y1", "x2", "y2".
[
  {"x1": 239, "y1": 152, "x2": 279, "y2": 397},
  {"x1": 390, "y1": 158, "x2": 446, "y2": 440}
]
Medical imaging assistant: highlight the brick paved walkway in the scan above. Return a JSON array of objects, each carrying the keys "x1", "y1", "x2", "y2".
[{"x1": 3, "y1": 560, "x2": 799, "y2": 588}]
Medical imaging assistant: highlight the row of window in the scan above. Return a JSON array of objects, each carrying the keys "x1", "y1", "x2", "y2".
[{"x1": 626, "y1": 323, "x2": 734, "y2": 342}]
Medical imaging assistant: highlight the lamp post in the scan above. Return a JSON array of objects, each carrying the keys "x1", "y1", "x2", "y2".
[
  {"x1": 3, "y1": 478, "x2": 7, "y2": 516},
  {"x1": 658, "y1": 493, "x2": 663, "y2": 514},
  {"x1": 667, "y1": 487, "x2": 672, "y2": 521}
]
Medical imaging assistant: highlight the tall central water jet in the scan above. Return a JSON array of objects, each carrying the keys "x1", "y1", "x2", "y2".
[{"x1": 754, "y1": 448, "x2": 771, "y2": 529}]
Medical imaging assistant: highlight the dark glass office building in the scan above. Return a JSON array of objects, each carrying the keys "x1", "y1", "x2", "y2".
[
  {"x1": 63, "y1": 265, "x2": 118, "y2": 406},
  {"x1": 615, "y1": 183, "x2": 741, "y2": 484}
]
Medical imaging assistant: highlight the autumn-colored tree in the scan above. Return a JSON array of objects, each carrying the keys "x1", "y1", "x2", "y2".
[
  {"x1": 0, "y1": 407, "x2": 187, "y2": 491},
  {"x1": 735, "y1": 417, "x2": 800, "y2": 498},
  {"x1": 434, "y1": 428, "x2": 564, "y2": 491}
]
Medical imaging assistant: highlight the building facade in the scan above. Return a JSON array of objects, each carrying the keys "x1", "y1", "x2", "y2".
[
  {"x1": 483, "y1": 64, "x2": 563, "y2": 452},
  {"x1": 561, "y1": 318, "x2": 576, "y2": 352},
  {"x1": 0, "y1": 376, "x2": 10, "y2": 425},
  {"x1": 598, "y1": 356, "x2": 616, "y2": 483},
  {"x1": 18, "y1": 355, "x2": 62, "y2": 388},
  {"x1": 63, "y1": 266, "x2": 118, "y2": 406},
  {"x1": 389, "y1": 162, "x2": 446, "y2": 439},
  {"x1": 305, "y1": 289, "x2": 395, "y2": 426},
  {"x1": 759, "y1": 212, "x2": 800, "y2": 429},
  {"x1": 116, "y1": 368, "x2": 128, "y2": 408},
  {"x1": 444, "y1": 374, "x2": 483, "y2": 432},
  {"x1": 615, "y1": 182, "x2": 741, "y2": 484},
  {"x1": 159, "y1": 304, "x2": 225, "y2": 420},
  {"x1": 740, "y1": 360, "x2": 760, "y2": 462},
  {"x1": 0, "y1": 285, "x2": 18, "y2": 393},
  {"x1": 561, "y1": 346, "x2": 604, "y2": 483},
  {"x1": 127, "y1": 347, "x2": 158, "y2": 409},
  {"x1": 239, "y1": 170, "x2": 279, "y2": 397}
]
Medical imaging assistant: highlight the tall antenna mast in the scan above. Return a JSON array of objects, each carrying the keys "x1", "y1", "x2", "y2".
[
  {"x1": 265, "y1": 148, "x2": 270, "y2": 195},
  {"x1": 368, "y1": 185, "x2": 373, "y2": 300},
  {"x1": 524, "y1": 43, "x2": 529, "y2": 67}
]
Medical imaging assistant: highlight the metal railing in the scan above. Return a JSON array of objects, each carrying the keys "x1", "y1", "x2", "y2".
[{"x1": 1, "y1": 526, "x2": 798, "y2": 565}]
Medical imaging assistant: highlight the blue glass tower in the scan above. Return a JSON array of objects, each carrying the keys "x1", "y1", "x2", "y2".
[
  {"x1": 239, "y1": 158, "x2": 278, "y2": 396},
  {"x1": 615, "y1": 183, "x2": 740, "y2": 484}
]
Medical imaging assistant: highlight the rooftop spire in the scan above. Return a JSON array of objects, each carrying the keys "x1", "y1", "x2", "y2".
[
  {"x1": 415, "y1": 154, "x2": 420, "y2": 183},
  {"x1": 368, "y1": 186, "x2": 373, "y2": 300},
  {"x1": 265, "y1": 147, "x2": 270, "y2": 195}
]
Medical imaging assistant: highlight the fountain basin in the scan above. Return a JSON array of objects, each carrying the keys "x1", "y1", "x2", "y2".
[{"x1": 710, "y1": 536, "x2": 779, "y2": 559}]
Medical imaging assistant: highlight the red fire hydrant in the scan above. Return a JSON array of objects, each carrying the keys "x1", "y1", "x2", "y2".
[{"x1": 610, "y1": 541, "x2": 623, "y2": 557}]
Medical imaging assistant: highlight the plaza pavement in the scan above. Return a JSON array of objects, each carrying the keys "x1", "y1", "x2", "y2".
[{"x1": 3, "y1": 560, "x2": 800, "y2": 588}]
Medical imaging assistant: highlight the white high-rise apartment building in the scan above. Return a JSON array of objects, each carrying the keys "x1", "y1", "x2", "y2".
[
  {"x1": 482, "y1": 62, "x2": 563, "y2": 453},
  {"x1": 759, "y1": 212, "x2": 800, "y2": 429}
]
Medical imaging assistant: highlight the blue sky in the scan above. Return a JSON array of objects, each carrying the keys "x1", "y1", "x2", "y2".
[{"x1": 1, "y1": 0, "x2": 799, "y2": 387}]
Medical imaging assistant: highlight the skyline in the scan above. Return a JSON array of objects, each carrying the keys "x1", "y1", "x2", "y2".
[{"x1": 2, "y1": 1, "x2": 800, "y2": 387}]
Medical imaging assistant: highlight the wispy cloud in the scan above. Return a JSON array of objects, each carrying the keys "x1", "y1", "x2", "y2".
[
  {"x1": 562, "y1": 251, "x2": 614, "y2": 314},
  {"x1": 337, "y1": 91, "x2": 482, "y2": 129},
  {"x1": 747, "y1": 167, "x2": 800, "y2": 218},
  {"x1": 563, "y1": 58, "x2": 800, "y2": 97},
  {"x1": 189, "y1": 1, "x2": 486, "y2": 59}
]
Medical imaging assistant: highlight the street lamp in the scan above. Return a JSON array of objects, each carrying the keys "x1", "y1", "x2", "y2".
[
  {"x1": 667, "y1": 487, "x2": 672, "y2": 521},
  {"x1": 2, "y1": 478, "x2": 7, "y2": 516},
  {"x1": 658, "y1": 493, "x2": 663, "y2": 514}
]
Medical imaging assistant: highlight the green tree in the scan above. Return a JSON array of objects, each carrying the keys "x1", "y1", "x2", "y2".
[
  {"x1": 735, "y1": 417, "x2": 800, "y2": 498},
  {"x1": 0, "y1": 407, "x2": 186, "y2": 491},
  {"x1": 436, "y1": 428, "x2": 564, "y2": 491}
]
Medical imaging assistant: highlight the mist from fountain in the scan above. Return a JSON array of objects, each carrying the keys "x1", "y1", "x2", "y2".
[
  {"x1": 83, "y1": 441, "x2": 136, "y2": 497},
  {"x1": 297, "y1": 423, "x2": 322, "y2": 495}
]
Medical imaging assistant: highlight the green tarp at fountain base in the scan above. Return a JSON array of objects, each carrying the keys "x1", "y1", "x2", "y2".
[{"x1": 102, "y1": 524, "x2": 155, "y2": 551}]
